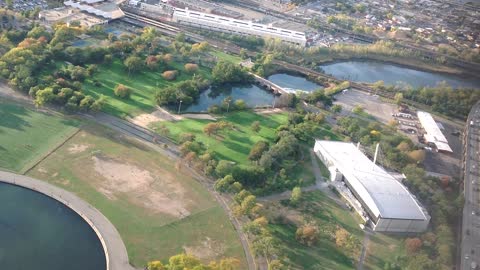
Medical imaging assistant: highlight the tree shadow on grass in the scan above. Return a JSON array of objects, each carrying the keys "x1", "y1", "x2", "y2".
[{"x1": 0, "y1": 102, "x2": 31, "y2": 131}]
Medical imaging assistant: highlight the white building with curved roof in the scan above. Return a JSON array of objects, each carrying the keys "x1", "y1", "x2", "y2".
[{"x1": 314, "y1": 140, "x2": 430, "y2": 233}]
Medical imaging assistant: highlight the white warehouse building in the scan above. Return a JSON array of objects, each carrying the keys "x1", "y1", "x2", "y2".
[
  {"x1": 172, "y1": 8, "x2": 307, "y2": 47},
  {"x1": 417, "y1": 111, "x2": 453, "y2": 153},
  {"x1": 314, "y1": 140, "x2": 430, "y2": 233}
]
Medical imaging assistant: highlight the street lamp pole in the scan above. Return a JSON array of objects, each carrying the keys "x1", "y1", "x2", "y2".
[{"x1": 177, "y1": 100, "x2": 183, "y2": 114}]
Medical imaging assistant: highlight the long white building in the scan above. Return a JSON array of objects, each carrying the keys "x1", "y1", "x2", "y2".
[
  {"x1": 172, "y1": 8, "x2": 307, "y2": 47},
  {"x1": 417, "y1": 111, "x2": 453, "y2": 153},
  {"x1": 314, "y1": 140, "x2": 430, "y2": 233}
]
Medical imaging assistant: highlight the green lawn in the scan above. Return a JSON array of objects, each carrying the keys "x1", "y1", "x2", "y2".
[
  {"x1": 0, "y1": 100, "x2": 80, "y2": 172},
  {"x1": 28, "y1": 123, "x2": 246, "y2": 267},
  {"x1": 153, "y1": 111, "x2": 288, "y2": 166},
  {"x1": 82, "y1": 59, "x2": 212, "y2": 118},
  {"x1": 267, "y1": 191, "x2": 363, "y2": 270},
  {"x1": 364, "y1": 233, "x2": 405, "y2": 270},
  {"x1": 210, "y1": 51, "x2": 242, "y2": 64}
]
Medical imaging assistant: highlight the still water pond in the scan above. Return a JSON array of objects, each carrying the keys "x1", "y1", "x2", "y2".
[
  {"x1": 0, "y1": 182, "x2": 106, "y2": 270},
  {"x1": 267, "y1": 73, "x2": 324, "y2": 93},
  {"x1": 319, "y1": 61, "x2": 480, "y2": 89},
  {"x1": 183, "y1": 84, "x2": 274, "y2": 112}
]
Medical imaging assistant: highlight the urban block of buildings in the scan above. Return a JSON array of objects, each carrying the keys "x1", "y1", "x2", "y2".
[{"x1": 314, "y1": 140, "x2": 430, "y2": 233}]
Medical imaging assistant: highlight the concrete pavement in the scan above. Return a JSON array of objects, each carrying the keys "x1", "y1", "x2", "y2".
[
  {"x1": 460, "y1": 101, "x2": 480, "y2": 270},
  {"x1": 0, "y1": 170, "x2": 136, "y2": 270}
]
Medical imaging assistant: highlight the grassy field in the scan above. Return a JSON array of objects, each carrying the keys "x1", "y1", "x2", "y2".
[
  {"x1": 0, "y1": 100, "x2": 80, "y2": 173},
  {"x1": 364, "y1": 233, "x2": 405, "y2": 270},
  {"x1": 27, "y1": 123, "x2": 245, "y2": 267},
  {"x1": 82, "y1": 59, "x2": 212, "y2": 118},
  {"x1": 264, "y1": 191, "x2": 364, "y2": 270},
  {"x1": 153, "y1": 111, "x2": 288, "y2": 166}
]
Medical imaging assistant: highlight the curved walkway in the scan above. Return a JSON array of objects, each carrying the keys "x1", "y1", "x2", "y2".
[{"x1": 0, "y1": 170, "x2": 135, "y2": 270}]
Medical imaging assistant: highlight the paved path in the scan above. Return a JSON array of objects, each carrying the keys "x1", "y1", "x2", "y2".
[{"x1": 0, "y1": 171, "x2": 136, "y2": 270}]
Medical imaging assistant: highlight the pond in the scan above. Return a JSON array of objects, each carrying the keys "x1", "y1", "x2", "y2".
[
  {"x1": 267, "y1": 73, "x2": 324, "y2": 93},
  {"x1": 0, "y1": 182, "x2": 106, "y2": 270},
  {"x1": 319, "y1": 61, "x2": 480, "y2": 89},
  {"x1": 182, "y1": 84, "x2": 274, "y2": 112}
]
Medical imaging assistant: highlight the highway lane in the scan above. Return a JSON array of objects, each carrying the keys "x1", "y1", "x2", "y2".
[{"x1": 460, "y1": 101, "x2": 480, "y2": 270}]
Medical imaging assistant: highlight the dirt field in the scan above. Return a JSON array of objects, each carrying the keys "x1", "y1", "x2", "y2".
[
  {"x1": 333, "y1": 89, "x2": 396, "y2": 124},
  {"x1": 28, "y1": 124, "x2": 245, "y2": 267}
]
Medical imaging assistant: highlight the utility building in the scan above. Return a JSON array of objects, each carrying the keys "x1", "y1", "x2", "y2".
[
  {"x1": 314, "y1": 140, "x2": 430, "y2": 233},
  {"x1": 417, "y1": 111, "x2": 453, "y2": 153},
  {"x1": 172, "y1": 8, "x2": 307, "y2": 47}
]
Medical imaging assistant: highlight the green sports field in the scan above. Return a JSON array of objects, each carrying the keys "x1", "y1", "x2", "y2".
[{"x1": 0, "y1": 100, "x2": 79, "y2": 173}]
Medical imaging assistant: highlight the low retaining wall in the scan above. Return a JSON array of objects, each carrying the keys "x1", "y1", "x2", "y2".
[{"x1": 0, "y1": 171, "x2": 134, "y2": 270}]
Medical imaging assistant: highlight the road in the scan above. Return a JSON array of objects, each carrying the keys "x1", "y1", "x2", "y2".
[{"x1": 460, "y1": 101, "x2": 480, "y2": 270}]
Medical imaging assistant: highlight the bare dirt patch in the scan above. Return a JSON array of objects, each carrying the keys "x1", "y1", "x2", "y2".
[
  {"x1": 183, "y1": 237, "x2": 226, "y2": 260},
  {"x1": 182, "y1": 114, "x2": 216, "y2": 121},
  {"x1": 68, "y1": 144, "x2": 89, "y2": 154},
  {"x1": 130, "y1": 107, "x2": 183, "y2": 128},
  {"x1": 91, "y1": 155, "x2": 191, "y2": 217},
  {"x1": 254, "y1": 108, "x2": 285, "y2": 115}
]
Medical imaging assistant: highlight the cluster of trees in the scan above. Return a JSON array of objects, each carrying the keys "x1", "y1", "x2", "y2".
[
  {"x1": 396, "y1": 165, "x2": 462, "y2": 269},
  {"x1": 155, "y1": 77, "x2": 210, "y2": 106},
  {"x1": 335, "y1": 116, "x2": 425, "y2": 170},
  {"x1": 212, "y1": 60, "x2": 252, "y2": 85},
  {"x1": 146, "y1": 253, "x2": 240, "y2": 270},
  {"x1": 401, "y1": 83, "x2": 480, "y2": 119},
  {"x1": 0, "y1": 24, "x2": 108, "y2": 112},
  {"x1": 207, "y1": 96, "x2": 247, "y2": 114}
]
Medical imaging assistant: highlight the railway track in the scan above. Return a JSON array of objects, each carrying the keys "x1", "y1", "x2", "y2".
[{"x1": 123, "y1": 11, "x2": 180, "y2": 34}]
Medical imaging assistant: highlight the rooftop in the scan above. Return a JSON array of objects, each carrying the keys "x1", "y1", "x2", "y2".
[
  {"x1": 417, "y1": 111, "x2": 452, "y2": 152},
  {"x1": 314, "y1": 140, "x2": 428, "y2": 221}
]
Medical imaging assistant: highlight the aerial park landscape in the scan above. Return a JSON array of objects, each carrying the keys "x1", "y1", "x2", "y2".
[{"x1": 0, "y1": 0, "x2": 480, "y2": 270}]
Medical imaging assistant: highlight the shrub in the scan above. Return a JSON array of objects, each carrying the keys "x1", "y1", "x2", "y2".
[
  {"x1": 184, "y1": 63, "x2": 198, "y2": 73},
  {"x1": 114, "y1": 84, "x2": 132, "y2": 98},
  {"x1": 162, "y1": 70, "x2": 177, "y2": 81}
]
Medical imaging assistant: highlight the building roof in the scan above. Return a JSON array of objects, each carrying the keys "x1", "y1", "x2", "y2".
[
  {"x1": 417, "y1": 111, "x2": 452, "y2": 152},
  {"x1": 314, "y1": 140, "x2": 428, "y2": 221},
  {"x1": 172, "y1": 8, "x2": 306, "y2": 45}
]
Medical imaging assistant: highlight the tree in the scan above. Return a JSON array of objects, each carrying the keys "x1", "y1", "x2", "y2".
[
  {"x1": 405, "y1": 238, "x2": 423, "y2": 254},
  {"x1": 352, "y1": 105, "x2": 364, "y2": 114},
  {"x1": 146, "y1": 261, "x2": 165, "y2": 270},
  {"x1": 162, "y1": 70, "x2": 177, "y2": 81},
  {"x1": 248, "y1": 141, "x2": 269, "y2": 161},
  {"x1": 214, "y1": 174, "x2": 235, "y2": 193},
  {"x1": 114, "y1": 84, "x2": 132, "y2": 98},
  {"x1": 408, "y1": 150, "x2": 426, "y2": 164},
  {"x1": 215, "y1": 160, "x2": 233, "y2": 177},
  {"x1": 124, "y1": 56, "x2": 143, "y2": 75},
  {"x1": 251, "y1": 121, "x2": 261, "y2": 133},
  {"x1": 241, "y1": 195, "x2": 258, "y2": 216},
  {"x1": 204, "y1": 122, "x2": 220, "y2": 136},
  {"x1": 184, "y1": 63, "x2": 198, "y2": 73},
  {"x1": 290, "y1": 187, "x2": 302, "y2": 206},
  {"x1": 394, "y1": 92, "x2": 404, "y2": 105},
  {"x1": 335, "y1": 228, "x2": 349, "y2": 247},
  {"x1": 331, "y1": 104, "x2": 342, "y2": 114},
  {"x1": 296, "y1": 223, "x2": 319, "y2": 246}
]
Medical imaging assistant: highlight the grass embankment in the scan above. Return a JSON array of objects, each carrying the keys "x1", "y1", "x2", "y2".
[
  {"x1": 27, "y1": 123, "x2": 245, "y2": 267},
  {"x1": 265, "y1": 191, "x2": 363, "y2": 270},
  {"x1": 81, "y1": 59, "x2": 212, "y2": 118},
  {"x1": 0, "y1": 100, "x2": 79, "y2": 172},
  {"x1": 154, "y1": 111, "x2": 288, "y2": 166}
]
